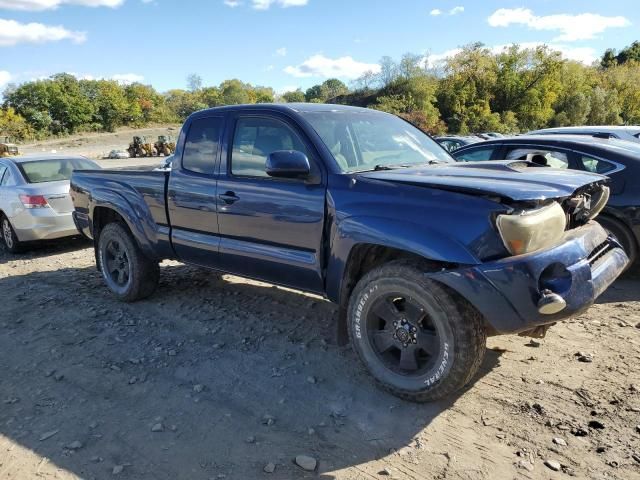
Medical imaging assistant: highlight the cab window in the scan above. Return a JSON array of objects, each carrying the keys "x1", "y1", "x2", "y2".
[
  {"x1": 231, "y1": 117, "x2": 310, "y2": 178},
  {"x1": 182, "y1": 117, "x2": 223, "y2": 175}
]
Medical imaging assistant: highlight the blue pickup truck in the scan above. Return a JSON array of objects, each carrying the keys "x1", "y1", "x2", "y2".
[{"x1": 71, "y1": 104, "x2": 628, "y2": 402}]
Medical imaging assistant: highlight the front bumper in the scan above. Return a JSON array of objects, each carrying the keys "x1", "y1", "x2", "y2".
[
  {"x1": 12, "y1": 209, "x2": 79, "y2": 242},
  {"x1": 431, "y1": 221, "x2": 629, "y2": 334}
]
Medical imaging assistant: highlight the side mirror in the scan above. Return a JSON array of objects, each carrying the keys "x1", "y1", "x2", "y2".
[{"x1": 266, "y1": 150, "x2": 311, "y2": 179}]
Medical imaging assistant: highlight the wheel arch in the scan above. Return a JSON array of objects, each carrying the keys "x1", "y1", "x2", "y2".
[{"x1": 89, "y1": 190, "x2": 160, "y2": 263}]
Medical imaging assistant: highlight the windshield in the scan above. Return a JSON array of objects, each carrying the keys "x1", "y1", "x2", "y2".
[
  {"x1": 300, "y1": 110, "x2": 453, "y2": 172},
  {"x1": 19, "y1": 158, "x2": 99, "y2": 184}
]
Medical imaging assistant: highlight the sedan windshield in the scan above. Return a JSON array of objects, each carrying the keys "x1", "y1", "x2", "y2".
[
  {"x1": 300, "y1": 110, "x2": 453, "y2": 172},
  {"x1": 19, "y1": 158, "x2": 99, "y2": 184}
]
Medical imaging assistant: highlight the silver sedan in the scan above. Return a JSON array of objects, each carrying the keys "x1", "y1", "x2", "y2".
[{"x1": 0, "y1": 154, "x2": 100, "y2": 252}]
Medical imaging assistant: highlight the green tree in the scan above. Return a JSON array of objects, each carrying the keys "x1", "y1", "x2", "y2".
[
  {"x1": 187, "y1": 73, "x2": 203, "y2": 92},
  {"x1": 588, "y1": 87, "x2": 622, "y2": 125},
  {"x1": 305, "y1": 84, "x2": 324, "y2": 102},
  {"x1": 0, "y1": 107, "x2": 33, "y2": 140},
  {"x1": 282, "y1": 90, "x2": 306, "y2": 103}
]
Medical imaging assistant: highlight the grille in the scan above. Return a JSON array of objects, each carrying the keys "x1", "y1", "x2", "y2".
[{"x1": 588, "y1": 241, "x2": 613, "y2": 266}]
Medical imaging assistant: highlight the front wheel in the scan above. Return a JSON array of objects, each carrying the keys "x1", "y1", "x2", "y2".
[
  {"x1": 348, "y1": 261, "x2": 486, "y2": 402},
  {"x1": 597, "y1": 215, "x2": 638, "y2": 268},
  {"x1": 97, "y1": 222, "x2": 159, "y2": 302}
]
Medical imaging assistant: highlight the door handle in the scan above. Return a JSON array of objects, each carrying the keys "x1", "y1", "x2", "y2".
[{"x1": 218, "y1": 191, "x2": 239, "y2": 205}]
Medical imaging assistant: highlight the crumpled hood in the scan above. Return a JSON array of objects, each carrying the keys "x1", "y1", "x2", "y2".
[{"x1": 357, "y1": 160, "x2": 607, "y2": 202}]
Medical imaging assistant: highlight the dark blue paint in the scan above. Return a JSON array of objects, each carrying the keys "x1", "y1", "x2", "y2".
[{"x1": 70, "y1": 104, "x2": 629, "y2": 336}]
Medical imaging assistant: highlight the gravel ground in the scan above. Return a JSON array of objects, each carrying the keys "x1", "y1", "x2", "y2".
[
  {"x1": 0, "y1": 240, "x2": 639, "y2": 480},
  {"x1": 1, "y1": 129, "x2": 639, "y2": 479},
  {"x1": 18, "y1": 125, "x2": 181, "y2": 163}
]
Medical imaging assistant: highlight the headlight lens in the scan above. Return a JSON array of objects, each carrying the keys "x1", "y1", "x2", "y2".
[
  {"x1": 587, "y1": 186, "x2": 610, "y2": 221},
  {"x1": 496, "y1": 202, "x2": 567, "y2": 256}
]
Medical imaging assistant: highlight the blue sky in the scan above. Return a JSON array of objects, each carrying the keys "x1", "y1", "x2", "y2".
[{"x1": 1, "y1": 0, "x2": 638, "y2": 94}]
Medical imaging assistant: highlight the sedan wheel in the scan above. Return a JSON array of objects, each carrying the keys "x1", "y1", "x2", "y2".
[{"x1": 1, "y1": 216, "x2": 23, "y2": 253}]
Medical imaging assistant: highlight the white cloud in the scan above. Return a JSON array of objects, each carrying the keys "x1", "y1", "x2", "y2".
[
  {"x1": 110, "y1": 73, "x2": 144, "y2": 84},
  {"x1": 275, "y1": 47, "x2": 287, "y2": 56},
  {"x1": 252, "y1": 0, "x2": 307, "y2": 10},
  {"x1": 429, "y1": 8, "x2": 441, "y2": 16},
  {"x1": 425, "y1": 48, "x2": 462, "y2": 67},
  {"x1": 0, "y1": 70, "x2": 11, "y2": 89},
  {"x1": 284, "y1": 54, "x2": 381, "y2": 79},
  {"x1": 488, "y1": 8, "x2": 630, "y2": 42},
  {"x1": 449, "y1": 6, "x2": 463, "y2": 15},
  {"x1": 0, "y1": 0, "x2": 123, "y2": 10},
  {"x1": 0, "y1": 18, "x2": 86, "y2": 46},
  {"x1": 223, "y1": 0, "x2": 241, "y2": 6}
]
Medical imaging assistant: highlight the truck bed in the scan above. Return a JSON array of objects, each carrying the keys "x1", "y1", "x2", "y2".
[{"x1": 70, "y1": 169, "x2": 171, "y2": 257}]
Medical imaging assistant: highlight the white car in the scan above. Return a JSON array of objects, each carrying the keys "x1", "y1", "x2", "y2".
[
  {"x1": 107, "y1": 150, "x2": 130, "y2": 159},
  {"x1": 0, "y1": 154, "x2": 100, "y2": 253}
]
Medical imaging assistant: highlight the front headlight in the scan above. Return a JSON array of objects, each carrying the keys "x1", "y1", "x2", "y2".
[
  {"x1": 496, "y1": 202, "x2": 567, "y2": 256},
  {"x1": 587, "y1": 186, "x2": 610, "y2": 221}
]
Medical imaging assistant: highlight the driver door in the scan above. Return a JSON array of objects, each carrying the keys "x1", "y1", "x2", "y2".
[{"x1": 215, "y1": 112, "x2": 327, "y2": 293}]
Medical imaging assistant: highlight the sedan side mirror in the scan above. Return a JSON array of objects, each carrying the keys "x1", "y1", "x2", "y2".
[{"x1": 266, "y1": 150, "x2": 311, "y2": 179}]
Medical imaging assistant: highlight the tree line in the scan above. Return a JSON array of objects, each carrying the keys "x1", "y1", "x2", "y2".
[{"x1": 2, "y1": 41, "x2": 640, "y2": 141}]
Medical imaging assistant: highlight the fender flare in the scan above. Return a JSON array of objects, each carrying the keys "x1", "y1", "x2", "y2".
[
  {"x1": 89, "y1": 187, "x2": 161, "y2": 260},
  {"x1": 325, "y1": 215, "x2": 480, "y2": 304}
]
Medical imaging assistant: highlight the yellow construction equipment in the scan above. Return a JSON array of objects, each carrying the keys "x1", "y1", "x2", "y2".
[
  {"x1": 0, "y1": 136, "x2": 19, "y2": 157},
  {"x1": 127, "y1": 136, "x2": 156, "y2": 158},
  {"x1": 154, "y1": 135, "x2": 176, "y2": 156}
]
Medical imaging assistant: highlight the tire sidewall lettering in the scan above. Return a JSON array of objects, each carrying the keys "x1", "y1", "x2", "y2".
[
  {"x1": 424, "y1": 341, "x2": 449, "y2": 386},
  {"x1": 354, "y1": 285, "x2": 378, "y2": 339}
]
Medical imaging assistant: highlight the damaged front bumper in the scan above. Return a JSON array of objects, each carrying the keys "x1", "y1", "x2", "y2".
[{"x1": 430, "y1": 221, "x2": 629, "y2": 335}]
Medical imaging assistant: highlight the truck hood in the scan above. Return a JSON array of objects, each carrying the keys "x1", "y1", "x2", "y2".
[{"x1": 357, "y1": 160, "x2": 607, "y2": 202}]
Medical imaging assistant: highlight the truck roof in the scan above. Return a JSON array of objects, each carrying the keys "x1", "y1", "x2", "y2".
[{"x1": 189, "y1": 103, "x2": 377, "y2": 118}]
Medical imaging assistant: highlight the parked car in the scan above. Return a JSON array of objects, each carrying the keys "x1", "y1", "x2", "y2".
[
  {"x1": 71, "y1": 104, "x2": 627, "y2": 402},
  {"x1": 107, "y1": 150, "x2": 130, "y2": 159},
  {"x1": 434, "y1": 135, "x2": 483, "y2": 152},
  {"x1": 476, "y1": 132, "x2": 505, "y2": 140},
  {"x1": 452, "y1": 135, "x2": 640, "y2": 265},
  {"x1": 528, "y1": 126, "x2": 640, "y2": 143},
  {"x1": 0, "y1": 155, "x2": 100, "y2": 252}
]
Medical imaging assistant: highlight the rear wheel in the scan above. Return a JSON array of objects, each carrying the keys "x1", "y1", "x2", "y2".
[
  {"x1": 348, "y1": 261, "x2": 486, "y2": 402},
  {"x1": 1, "y1": 215, "x2": 23, "y2": 253},
  {"x1": 98, "y1": 222, "x2": 159, "y2": 301},
  {"x1": 598, "y1": 215, "x2": 638, "y2": 267}
]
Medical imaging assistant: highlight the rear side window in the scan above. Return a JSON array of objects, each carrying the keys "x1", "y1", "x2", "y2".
[
  {"x1": 505, "y1": 147, "x2": 569, "y2": 168},
  {"x1": 18, "y1": 158, "x2": 98, "y2": 183},
  {"x1": 579, "y1": 155, "x2": 616, "y2": 174},
  {"x1": 182, "y1": 117, "x2": 223, "y2": 175},
  {"x1": 454, "y1": 147, "x2": 496, "y2": 162}
]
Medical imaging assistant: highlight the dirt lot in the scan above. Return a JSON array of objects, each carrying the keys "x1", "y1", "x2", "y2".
[
  {"x1": 0, "y1": 242, "x2": 639, "y2": 480},
  {"x1": 18, "y1": 125, "x2": 181, "y2": 164},
  {"x1": 1, "y1": 130, "x2": 640, "y2": 479}
]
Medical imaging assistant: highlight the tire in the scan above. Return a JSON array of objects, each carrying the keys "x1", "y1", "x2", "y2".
[
  {"x1": 1, "y1": 215, "x2": 24, "y2": 253},
  {"x1": 97, "y1": 222, "x2": 159, "y2": 302},
  {"x1": 348, "y1": 260, "x2": 486, "y2": 402},
  {"x1": 597, "y1": 215, "x2": 638, "y2": 267}
]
